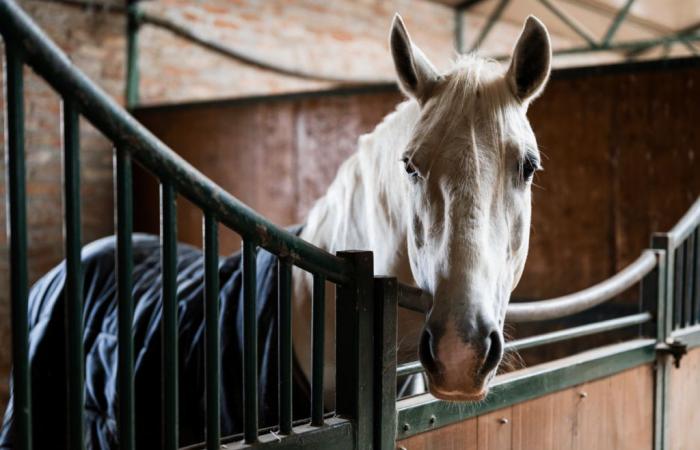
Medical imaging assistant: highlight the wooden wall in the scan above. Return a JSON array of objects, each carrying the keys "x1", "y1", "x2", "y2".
[
  {"x1": 668, "y1": 346, "x2": 700, "y2": 450},
  {"x1": 133, "y1": 58, "x2": 700, "y2": 303},
  {"x1": 396, "y1": 364, "x2": 654, "y2": 450}
]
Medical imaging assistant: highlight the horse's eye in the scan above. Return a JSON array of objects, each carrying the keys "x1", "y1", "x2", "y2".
[
  {"x1": 521, "y1": 155, "x2": 540, "y2": 182},
  {"x1": 402, "y1": 157, "x2": 419, "y2": 179}
]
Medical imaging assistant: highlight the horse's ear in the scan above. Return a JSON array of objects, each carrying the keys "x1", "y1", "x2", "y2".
[
  {"x1": 507, "y1": 16, "x2": 552, "y2": 103},
  {"x1": 390, "y1": 14, "x2": 439, "y2": 101}
]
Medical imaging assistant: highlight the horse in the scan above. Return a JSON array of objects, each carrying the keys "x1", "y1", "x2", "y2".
[
  {"x1": 1, "y1": 13, "x2": 551, "y2": 449},
  {"x1": 292, "y1": 14, "x2": 551, "y2": 403}
]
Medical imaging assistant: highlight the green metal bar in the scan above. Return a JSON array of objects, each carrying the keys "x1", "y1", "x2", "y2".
[
  {"x1": 335, "y1": 251, "x2": 375, "y2": 450},
  {"x1": 397, "y1": 339, "x2": 656, "y2": 439},
  {"x1": 0, "y1": 0, "x2": 353, "y2": 286},
  {"x1": 5, "y1": 42, "x2": 32, "y2": 450},
  {"x1": 203, "y1": 214, "x2": 220, "y2": 450},
  {"x1": 506, "y1": 312, "x2": 652, "y2": 351},
  {"x1": 694, "y1": 228, "x2": 700, "y2": 324},
  {"x1": 277, "y1": 259, "x2": 293, "y2": 434},
  {"x1": 397, "y1": 312, "x2": 653, "y2": 377},
  {"x1": 373, "y1": 277, "x2": 397, "y2": 450},
  {"x1": 470, "y1": 0, "x2": 509, "y2": 51},
  {"x1": 242, "y1": 239, "x2": 258, "y2": 443},
  {"x1": 311, "y1": 274, "x2": 325, "y2": 426},
  {"x1": 125, "y1": 0, "x2": 140, "y2": 108},
  {"x1": 160, "y1": 182, "x2": 178, "y2": 450},
  {"x1": 62, "y1": 98, "x2": 84, "y2": 450},
  {"x1": 115, "y1": 148, "x2": 135, "y2": 450},
  {"x1": 683, "y1": 233, "x2": 695, "y2": 327},
  {"x1": 673, "y1": 247, "x2": 684, "y2": 329},
  {"x1": 538, "y1": 0, "x2": 598, "y2": 48},
  {"x1": 602, "y1": 0, "x2": 635, "y2": 46}
]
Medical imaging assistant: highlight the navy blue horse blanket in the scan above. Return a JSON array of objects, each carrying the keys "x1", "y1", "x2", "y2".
[{"x1": 0, "y1": 233, "x2": 309, "y2": 449}]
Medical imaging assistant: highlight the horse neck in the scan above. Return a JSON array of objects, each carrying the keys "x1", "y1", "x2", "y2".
[{"x1": 299, "y1": 99, "x2": 420, "y2": 278}]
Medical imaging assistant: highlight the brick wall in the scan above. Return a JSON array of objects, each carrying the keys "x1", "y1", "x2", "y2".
[
  {"x1": 0, "y1": 0, "x2": 457, "y2": 420},
  {"x1": 0, "y1": 1, "x2": 126, "y2": 414}
]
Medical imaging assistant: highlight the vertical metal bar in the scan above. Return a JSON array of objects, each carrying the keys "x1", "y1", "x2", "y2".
[
  {"x1": 5, "y1": 43, "x2": 32, "y2": 450},
  {"x1": 203, "y1": 214, "x2": 220, "y2": 450},
  {"x1": 242, "y1": 239, "x2": 258, "y2": 443},
  {"x1": 602, "y1": 0, "x2": 635, "y2": 46},
  {"x1": 115, "y1": 149, "x2": 135, "y2": 450},
  {"x1": 673, "y1": 246, "x2": 684, "y2": 329},
  {"x1": 683, "y1": 233, "x2": 695, "y2": 327},
  {"x1": 277, "y1": 259, "x2": 293, "y2": 434},
  {"x1": 336, "y1": 251, "x2": 374, "y2": 449},
  {"x1": 160, "y1": 182, "x2": 178, "y2": 450},
  {"x1": 373, "y1": 277, "x2": 397, "y2": 450},
  {"x1": 62, "y1": 98, "x2": 84, "y2": 449},
  {"x1": 694, "y1": 228, "x2": 700, "y2": 324},
  {"x1": 311, "y1": 274, "x2": 325, "y2": 426},
  {"x1": 470, "y1": 0, "x2": 509, "y2": 51},
  {"x1": 125, "y1": 0, "x2": 140, "y2": 108},
  {"x1": 652, "y1": 235, "x2": 671, "y2": 450}
]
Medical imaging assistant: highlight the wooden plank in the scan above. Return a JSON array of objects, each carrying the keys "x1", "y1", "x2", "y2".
[
  {"x1": 668, "y1": 347, "x2": 700, "y2": 450},
  {"x1": 398, "y1": 365, "x2": 653, "y2": 450}
]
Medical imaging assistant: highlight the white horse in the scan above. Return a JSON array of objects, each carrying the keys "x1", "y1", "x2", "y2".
[{"x1": 293, "y1": 14, "x2": 551, "y2": 403}]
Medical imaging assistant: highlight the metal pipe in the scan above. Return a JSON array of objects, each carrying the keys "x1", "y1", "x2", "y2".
[
  {"x1": 0, "y1": 0, "x2": 354, "y2": 286},
  {"x1": 115, "y1": 149, "x2": 135, "y2": 450},
  {"x1": 203, "y1": 214, "x2": 220, "y2": 450},
  {"x1": 397, "y1": 313, "x2": 652, "y2": 377},
  {"x1": 601, "y1": 0, "x2": 635, "y2": 46},
  {"x1": 470, "y1": 0, "x2": 509, "y2": 51},
  {"x1": 62, "y1": 98, "x2": 84, "y2": 450},
  {"x1": 5, "y1": 41, "x2": 33, "y2": 450},
  {"x1": 277, "y1": 259, "x2": 293, "y2": 434},
  {"x1": 160, "y1": 181, "x2": 179, "y2": 449},
  {"x1": 505, "y1": 312, "x2": 652, "y2": 351},
  {"x1": 507, "y1": 250, "x2": 658, "y2": 322},
  {"x1": 311, "y1": 274, "x2": 326, "y2": 426},
  {"x1": 242, "y1": 240, "x2": 258, "y2": 443},
  {"x1": 667, "y1": 197, "x2": 700, "y2": 249},
  {"x1": 125, "y1": 0, "x2": 140, "y2": 107}
]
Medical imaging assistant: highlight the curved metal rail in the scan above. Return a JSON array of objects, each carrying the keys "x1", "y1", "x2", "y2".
[
  {"x1": 666, "y1": 196, "x2": 700, "y2": 249},
  {"x1": 398, "y1": 250, "x2": 658, "y2": 322},
  {"x1": 0, "y1": 0, "x2": 352, "y2": 285},
  {"x1": 506, "y1": 250, "x2": 658, "y2": 322}
]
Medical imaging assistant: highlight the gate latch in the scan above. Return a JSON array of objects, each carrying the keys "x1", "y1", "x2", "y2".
[{"x1": 656, "y1": 338, "x2": 688, "y2": 368}]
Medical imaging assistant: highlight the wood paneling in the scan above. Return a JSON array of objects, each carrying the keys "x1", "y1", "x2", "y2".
[
  {"x1": 668, "y1": 346, "x2": 700, "y2": 450},
  {"x1": 134, "y1": 60, "x2": 700, "y2": 300},
  {"x1": 397, "y1": 364, "x2": 654, "y2": 450}
]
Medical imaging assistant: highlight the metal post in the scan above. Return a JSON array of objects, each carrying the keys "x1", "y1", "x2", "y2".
[
  {"x1": 204, "y1": 214, "x2": 220, "y2": 450},
  {"x1": 336, "y1": 251, "x2": 375, "y2": 449},
  {"x1": 160, "y1": 182, "x2": 178, "y2": 449},
  {"x1": 277, "y1": 259, "x2": 293, "y2": 434},
  {"x1": 5, "y1": 42, "x2": 32, "y2": 450},
  {"x1": 242, "y1": 239, "x2": 258, "y2": 443},
  {"x1": 311, "y1": 274, "x2": 326, "y2": 426},
  {"x1": 651, "y1": 235, "x2": 672, "y2": 450},
  {"x1": 125, "y1": 0, "x2": 140, "y2": 108},
  {"x1": 115, "y1": 148, "x2": 135, "y2": 450},
  {"x1": 62, "y1": 98, "x2": 84, "y2": 450},
  {"x1": 373, "y1": 277, "x2": 397, "y2": 450}
]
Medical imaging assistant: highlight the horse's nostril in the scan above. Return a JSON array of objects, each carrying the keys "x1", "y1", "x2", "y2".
[
  {"x1": 419, "y1": 328, "x2": 438, "y2": 370},
  {"x1": 480, "y1": 330, "x2": 503, "y2": 376}
]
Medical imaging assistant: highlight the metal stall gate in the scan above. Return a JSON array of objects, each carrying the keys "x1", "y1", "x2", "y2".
[{"x1": 2, "y1": 0, "x2": 700, "y2": 449}]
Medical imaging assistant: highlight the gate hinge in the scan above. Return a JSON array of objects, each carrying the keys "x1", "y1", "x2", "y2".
[{"x1": 656, "y1": 338, "x2": 688, "y2": 368}]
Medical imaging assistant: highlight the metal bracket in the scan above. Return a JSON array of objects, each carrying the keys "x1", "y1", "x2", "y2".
[{"x1": 656, "y1": 338, "x2": 688, "y2": 368}]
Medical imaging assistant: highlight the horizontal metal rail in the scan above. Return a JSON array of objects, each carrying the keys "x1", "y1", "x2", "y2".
[
  {"x1": 396, "y1": 312, "x2": 653, "y2": 378},
  {"x1": 505, "y1": 312, "x2": 652, "y2": 351},
  {"x1": 0, "y1": 0, "x2": 352, "y2": 286},
  {"x1": 397, "y1": 250, "x2": 658, "y2": 322},
  {"x1": 506, "y1": 250, "x2": 658, "y2": 322}
]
